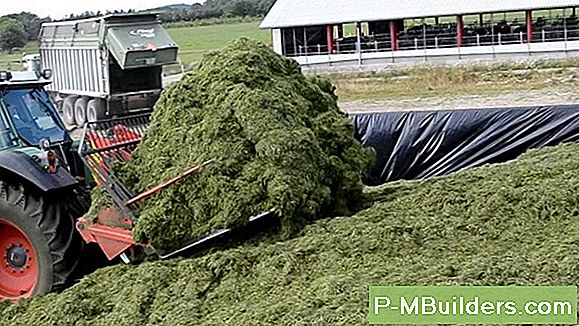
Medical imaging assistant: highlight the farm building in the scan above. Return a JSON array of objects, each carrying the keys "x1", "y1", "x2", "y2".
[{"x1": 260, "y1": 0, "x2": 579, "y2": 67}]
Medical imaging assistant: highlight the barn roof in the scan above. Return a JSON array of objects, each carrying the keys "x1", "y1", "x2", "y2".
[{"x1": 260, "y1": 0, "x2": 579, "y2": 29}]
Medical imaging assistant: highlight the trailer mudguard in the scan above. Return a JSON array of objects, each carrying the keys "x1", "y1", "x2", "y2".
[
  {"x1": 0, "y1": 150, "x2": 77, "y2": 192},
  {"x1": 352, "y1": 105, "x2": 579, "y2": 186}
]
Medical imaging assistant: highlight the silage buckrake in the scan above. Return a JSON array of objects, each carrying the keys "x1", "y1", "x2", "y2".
[{"x1": 75, "y1": 113, "x2": 276, "y2": 262}]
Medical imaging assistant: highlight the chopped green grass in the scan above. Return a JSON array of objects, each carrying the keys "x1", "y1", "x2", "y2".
[
  {"x1": 110, "y1": 38, "x2": 372, "y2": 252},
  {"x1": 3, "y1": 141, "x2": 579, "y2": 325}
]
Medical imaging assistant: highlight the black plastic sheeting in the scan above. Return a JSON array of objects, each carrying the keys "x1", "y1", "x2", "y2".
[{"x1": 352, "y1": 105, "x2": 579, "y2": 186}]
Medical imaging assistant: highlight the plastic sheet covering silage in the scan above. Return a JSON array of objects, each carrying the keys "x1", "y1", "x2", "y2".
[{"x1": 352, "y1": 105, "x2": 579, "y2": 185}]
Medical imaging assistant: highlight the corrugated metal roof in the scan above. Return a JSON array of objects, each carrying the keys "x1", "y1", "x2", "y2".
[{"x1": 260, "y1": 0, "x2": 579, "y2": 28}]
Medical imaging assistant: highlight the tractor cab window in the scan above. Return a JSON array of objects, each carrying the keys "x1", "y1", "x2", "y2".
[
  {"x1": 0, "y1": 109, "x2": 16, "y2": 150},
  {"x1": 1, "y1": 88, "x2": 67, "y2": 147}
]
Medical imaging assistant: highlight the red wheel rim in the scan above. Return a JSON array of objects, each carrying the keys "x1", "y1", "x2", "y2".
[{"x1": 0, "y1": 218, "x2": 38, "y2": 301}]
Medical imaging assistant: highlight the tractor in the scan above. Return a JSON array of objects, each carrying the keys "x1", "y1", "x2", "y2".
[
  {"x1": 0, "y1": 70, "x2": 90, "y2": 301},
  {"x1": 0, "y1": 70, "x2": 274, "y2": 302}
]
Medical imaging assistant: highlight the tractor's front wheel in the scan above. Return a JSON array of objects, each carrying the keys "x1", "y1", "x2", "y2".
[{"x1": 0, "y1": 181, "x2": 82, "y2": 301}]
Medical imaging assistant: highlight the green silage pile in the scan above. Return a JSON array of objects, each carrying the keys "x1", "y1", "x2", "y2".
[
  {"x1": 3, "y1": 143, "x2": 579, "y2": 325},
  {"x1": 112, "y1": 38, "x2": 373, "y2": 251}
]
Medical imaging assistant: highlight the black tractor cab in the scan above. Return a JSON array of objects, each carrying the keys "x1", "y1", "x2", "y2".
[{"x1": 0, "y1": 70, "x2": 86, "y2": 190}]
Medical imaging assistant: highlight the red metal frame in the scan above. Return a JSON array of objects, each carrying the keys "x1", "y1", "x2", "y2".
[
  {"x1": 390, "y1": 20, "x2": 398, "y2": 51},
  {"x1": 85, "y1": 125, "x2": 140, "y2": 186},
  {"x1": 86, "y1": 126, "x2": 139, "y2": 160},
  {"x1": 526, "y1": 10, "x2": 533, "y2": 43},
  {"x1": 78, "y1": 159, "x2": 209, "y2": 260},
  {"x1": 77, "y1": 209, "x2": 138, "y2": 261},
  {"x1": 0, "y1": 218, "x2": 37, "y2": 301},
  {"x1": 327, "y1": 25, "x2": 334, "y2": 54},
  {"x1": 457, "y1": 15, "x2": 464, "y2": 47},
  {"x1": 78, "y1": 117, "x2": 214, "y2": 262}
]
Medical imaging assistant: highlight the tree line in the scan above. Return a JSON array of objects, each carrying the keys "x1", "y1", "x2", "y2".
[
  {"x1": 60, "y1": 0, "x2": 275, "y2": 22},
  {"x1": 158, "y1": 0, "x2": 276, "y2": 23},
  {"x1": 0, "y1": 12, "x2": 50, "y2": 52}
]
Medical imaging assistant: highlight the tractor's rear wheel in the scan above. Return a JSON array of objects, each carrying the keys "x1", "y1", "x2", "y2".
[
  {"x1": 0, "y1": 219, "x2": 37, "y2": 299},
  {"x1": 0, "y1": 181, "x2": 82, "y2": 301}
]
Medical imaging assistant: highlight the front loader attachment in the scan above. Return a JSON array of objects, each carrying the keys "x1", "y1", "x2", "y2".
[{"x1": 77, "y1": 114, "x2": 276, "y2": 261}]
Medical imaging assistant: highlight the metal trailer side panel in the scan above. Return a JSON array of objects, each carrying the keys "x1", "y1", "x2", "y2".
[
  {"x1": 95, "y1": 50, "x2": 102, "y2": 94},
  {"x1": 41, "y1": 47, "x2": 106, "y2": 98},
  {"x1": 84, "y1": 50, "x2": 92, "y2": 92},
  {"x1": 55, "y1": 50, "x2": 61, "y2": 92},
  {"x1": 49, "y1": 50, "x2": 57, "y2": 91},
  {"x1": 91, "y1": 51, "x2": 98, "y2": 93},
  {"x1": 101, "y1": 50, "x2": 109, "y2": 95},
  {"x1": 84, "y1": 50, "x2": 91, "y2": 92},
  {"x1": 71, "y1": 50, "x2": 78, "y2": 92},
  {"x1": 69, "y1": 49, "x2": 76, "y2": 93},
  {"x1": 62, "y1": 50, "x2": 70, "y2": 91},
  {"x1": 76, "y1": 49, "x2": 88, "y2": 90},
  {"x1": 82, "y1": 51, "x2": 87, "y2": 92}
]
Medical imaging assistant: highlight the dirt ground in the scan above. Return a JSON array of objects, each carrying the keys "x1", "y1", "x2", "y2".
[{"x1": 339, "y1": 84, "x2": 579, "y2": 113}]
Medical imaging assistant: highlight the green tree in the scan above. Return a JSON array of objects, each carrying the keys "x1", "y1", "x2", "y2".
[
  {"x1": 227, "y1": 0, "x2": 258, "y2": 17},
  {"x1": 5, "y1": 12, "x2": 49, "y2": 41},
  {"x1": 256, "y1": 0, "x2": 276, "y2": 15},
  {"x1": 0, "y1": 18, "x2": 27, "y2": 52}
]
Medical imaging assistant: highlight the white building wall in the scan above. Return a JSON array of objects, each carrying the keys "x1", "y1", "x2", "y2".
[{"x1": 272, "y1": 29, "x2": 283, "y2": 55}]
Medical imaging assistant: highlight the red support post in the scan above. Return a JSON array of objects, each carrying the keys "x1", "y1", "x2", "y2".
[
  {"x1": 457, "y1": 15, "x2": 464, "y2": 47},
  {"x1": 389, "y1": 20, "x2": 398, "y2": 51},
  {"x1": 327, "y1": 25, "x2": 334, "y2": 54},
  {"x1": 526, "y1": 10, "x2": 533, "y2": 43}
]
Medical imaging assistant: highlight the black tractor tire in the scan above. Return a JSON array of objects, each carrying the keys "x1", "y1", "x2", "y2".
[
  {"x1": 74, "y1": 97, "x2": 89, "y2": 127},
  {"x1": 0, "y1": 180, "x2": 83, "y2": 300},
  {"x1": 86, "y1": 98, "x2": 107, "y2": 123},
  {"x1": 65, "y1": 185, "x2": 91, "y2": 220},
  {"x1": 62, "y1": 96, "x2": 77, "y2": 128}
]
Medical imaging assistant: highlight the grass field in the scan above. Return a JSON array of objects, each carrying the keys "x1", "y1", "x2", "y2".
[
  {"x1": 167, "y1": 21, "x2": 270, "y2": 66},
  {"x1": 0, "y1": 43, "x2": 39, "y2": 70}
]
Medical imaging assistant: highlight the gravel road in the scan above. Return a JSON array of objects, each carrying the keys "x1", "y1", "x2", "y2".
[{"x1": 340, "y1": 85, "x2": 579, "y2": 113}]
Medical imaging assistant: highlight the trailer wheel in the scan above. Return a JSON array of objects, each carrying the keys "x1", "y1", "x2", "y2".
[
  {"x1": 0, "y1": 181, "x2": 82, "y2": 301},
  {"x1": 87, "y1": 99, "x2": 107, "y2": 123},
  {"x1": 62, "y1": 97, "x2": 77, "y2": 128},
  {"x1": 74, "y1": 97, "x2": 89, "y2": 127}
]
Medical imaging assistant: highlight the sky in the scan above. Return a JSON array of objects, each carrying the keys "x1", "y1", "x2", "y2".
[{"x1": 0, "y1": 1, "x2": 202, "y2": 19}]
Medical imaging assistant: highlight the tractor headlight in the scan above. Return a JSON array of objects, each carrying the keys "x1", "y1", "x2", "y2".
[
  {"x1": 41, "y1": 69, "x2": 52, "y2": 80},
  {"x1": 39, "y1": 138, "x2": 51, "y2": 151},
  {"x1": 0, "y1": 71, "x2": 12, "y2": 82}
]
